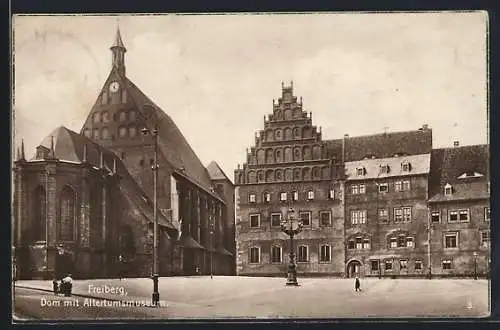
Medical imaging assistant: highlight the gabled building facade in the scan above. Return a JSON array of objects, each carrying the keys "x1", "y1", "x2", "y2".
[
  {"x1": 428, "y1": 143, "x2": 490, "y2": 277},
  {"x1": 234, "y1": 82, "x2": 346, "y2": 277},
  {"x1": 13, "y1": 26, "x2": 236, "y2": 279}
]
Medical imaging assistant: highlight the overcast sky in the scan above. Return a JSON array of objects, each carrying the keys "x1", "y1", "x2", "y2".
[{"x1": 13, "y1": 12, "x2": 488, "y2": 180}]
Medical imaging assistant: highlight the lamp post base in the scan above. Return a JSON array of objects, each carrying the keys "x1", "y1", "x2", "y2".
[
  {"x1": 152, "y1": 274, "x2": 160, "y2": 306},
  {"x1": 285, "y1": 263, "x2": 299, "y2": 286}
]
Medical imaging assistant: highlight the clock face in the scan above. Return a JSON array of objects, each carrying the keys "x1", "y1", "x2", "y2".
[{"x1": 109, "y1": 81, "x2": 120, "y2": 93}]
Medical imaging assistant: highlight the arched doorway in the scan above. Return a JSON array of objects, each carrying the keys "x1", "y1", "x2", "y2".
[{"x1": 346, "y1": 260, "x2": 362, "y2": 278}]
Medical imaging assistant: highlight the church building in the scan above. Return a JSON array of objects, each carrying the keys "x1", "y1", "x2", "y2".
[{"x1": 13, "y1": 26, "x2": 235, "y2": 279}]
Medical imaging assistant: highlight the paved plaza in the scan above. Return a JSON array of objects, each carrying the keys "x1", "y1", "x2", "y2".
[{"x1": 13, "y1": 276, "x2": 490, "y2": 320}]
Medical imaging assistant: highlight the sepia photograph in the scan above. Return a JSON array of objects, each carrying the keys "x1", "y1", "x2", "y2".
[{"x1": 11, "y1": 12, "x2": 490, "y2": 320}]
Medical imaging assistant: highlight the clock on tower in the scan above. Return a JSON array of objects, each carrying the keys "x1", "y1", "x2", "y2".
[{"x1": 109, "y1": 81, "x2": 120, "y2": 93}]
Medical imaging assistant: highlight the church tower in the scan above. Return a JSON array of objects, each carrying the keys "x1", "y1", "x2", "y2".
[{"x1": 110, "y1": 25, "x2": 126, "y2": 76}]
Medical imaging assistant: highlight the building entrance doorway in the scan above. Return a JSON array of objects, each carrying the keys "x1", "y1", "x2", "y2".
[{"x1": 346, "y1": 260, "x2": 362, "y2": 278}]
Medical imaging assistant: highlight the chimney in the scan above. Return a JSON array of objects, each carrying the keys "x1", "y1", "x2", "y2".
[
  {"x1": 422, "y1": 124, "x2": 429, "y2": 130},
  {"x1": 453, "y1": 141, "x2": 459, "y2": 147}
]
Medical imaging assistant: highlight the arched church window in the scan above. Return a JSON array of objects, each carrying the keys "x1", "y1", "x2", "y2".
[
  {"x1": 119, "y1": 126, "x2": 127, "y2": 138},
  {"x1": 59, "y1": 186, "x2": 75, "y2": 241},
  {"x1": 33, "y1": 186, "x2": 46, "y2": 242},
  {"x1": 129, "y1": 126, "x2": 137, "y2": 139},
  {"x1": 101, "y1": 127, "x2": 109, "y2": 139},
  {"x1": 93, "y1": 112, "x2": 101, "y2": 123},
  {"x1": 293, "y1": 127, "x2": 301, "y2": 138},
  {"x1": 119, "y1": 111, "x2": 127, "y2": 122},
  {"x1": 275, "y1": 129, "x2": 282, "y2": 141},
  {"x1": 102, "y1": 111, "x2": 109, "y2": 123}
]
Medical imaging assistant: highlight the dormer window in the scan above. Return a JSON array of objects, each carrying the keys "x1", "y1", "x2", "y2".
[
  {"x1": 402, "y1": 161, "x2": 411, "y2": 172},
  {"x1": 457, "y1": 171, "x2": 485, "y2": 179},
  {"x1": 379, "y1": 165, "x2": 390, "y2": 174},
  {"x1": 444, "y1": 183, "x2": 453, "y2": 196},
  {"x1": 35, "y1": 145, "x2": 50, "y2": 160},
  {"x1": 356, "y1": 167, "x2": 366, "y2": 176}
]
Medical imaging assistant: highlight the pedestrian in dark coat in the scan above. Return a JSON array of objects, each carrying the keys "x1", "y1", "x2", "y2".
[{"x1": 355, "y1": 276, "x2": 361, "y2": 292}]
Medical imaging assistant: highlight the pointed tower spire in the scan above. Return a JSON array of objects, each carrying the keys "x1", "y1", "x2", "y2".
[
  {"x1": 110, "y1": 18, "x2": 127, "y2": 76},
  {"x1": 82, "y1": 144, "x2": 88, "y2": 163},
  {"x1": 16, "y1": 146, "x2": 20, "y2": 161}
]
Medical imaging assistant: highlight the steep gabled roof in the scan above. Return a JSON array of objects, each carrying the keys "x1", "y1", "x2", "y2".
[
  {"x1": 428, "y1": 144, "x2": 490, "y2": 202},
  {"x1": 33, "y1": 126, "x2": 176, "y2": 231},
  {"x1": 122, "y1": 77, "x2": 216, "y2": 192},
  {"x1": 206, "y1": 161, "x2": 232, "y2": 183},
  {"x1": 327, "y1": 128, "x2": 433, "y2": 162}
]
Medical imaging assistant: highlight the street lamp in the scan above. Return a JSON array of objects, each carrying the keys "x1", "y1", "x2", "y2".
[
  {"x1": 473, "y1": 251, "x2": 478, "y2": 280},
  {"x1": 281, "y1": 207, "x2": 303, "y2": 286},
  {"x1": 209, "y1": 221, "x2": 215, "y2": 279},
  {"x1": 141, "y1": 124, "x2": 160, "y2": 306}
]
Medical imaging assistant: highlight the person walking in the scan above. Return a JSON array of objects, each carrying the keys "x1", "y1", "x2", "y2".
[{"x1": 355, "y1": 275, "x2": 361, "y2": 292}]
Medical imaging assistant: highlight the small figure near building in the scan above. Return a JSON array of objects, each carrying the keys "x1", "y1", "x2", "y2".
[{"x1": 355, "y1": 275, "x2": 361, "y2": 292}]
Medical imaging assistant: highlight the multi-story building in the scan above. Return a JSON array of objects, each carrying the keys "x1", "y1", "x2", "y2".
[
  {"x1": 234, "y1": 83, "x2": 489, "y2": 279},
  {"x1": 428, "y1": 143, "x2": 490, "y2": 278},
  {"x1": 234, "y1": 82, "x2": 345, "y2": 277},
  {"x1": 342, "y1": 127, "x2": 433, "y2": 278},
  {"x1": 13, "y1": 26, "x2": 236, "y2": 279}
]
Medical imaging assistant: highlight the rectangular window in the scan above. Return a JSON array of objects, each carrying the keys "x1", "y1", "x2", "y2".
[
  {"x1": 320, "y1": 211, "x2": 331, "y2": 226},
  {"x1": 271, "y1": 246, "x2": 281, "y2": 263},
  {"x1": 402, "y1": 162, "x2": 411, "y2": 172},
  {"x1": 414, "y1": 260, "x2": 422, "y2": 270},
  {"x1": 271, "y1": 213, "x2": 282, "y2": 227},
  {"x1": 329, "y1": 189, "x2": 335, "y2": 199},
  {"x1": 356, "y1": 167, "x2": 365, "y2": 176},
  {"x1": 298, "y1": 246, "x2": 308, "y2": 262},
  {"x1": 380, "y1": 165, "x2": 390, "y2": 174},
  {"x1": 385, "y1": 260, "x2": 393, "y2": 271},
  {"x1": 444, "y1": 232, "x2": 458, "y2": 249},
  {"x1": 351, "y1": 210, "x2": 367, "y2": 224},
  {"x1": 264, "y1": 192, "x2": 271, "y2": 203},
  {"x1": 249, "y1": 247, "x2": 260, "y2": 263},
  {"x1": 249, "y1": 193, "x2": 256, "y2": 203},
  {"x1": 395, "y1": 181, "x2": 402, "y2": 192},
  {"x1": 379, "y1": 183, "x2": 388, "y2": 193},
  {"x1": 431, "y1": 211, "x2": 440, "y2": 223},
  {"x1": 300, "y1": 212, "x2": 311, "y2": 226},
  {"x1": 459, "y1": 210, "x2": 469, "y2": 222},
  {"x1": 371, "y1": 260, "x2": 379, "y2": 271},
  {"x1": 390, "y1": 238, "x2": 397, "y2": 248},
  {"x1": 348, "y1": 240, "x2": 355, "y2": 249},
  {"x1": 403, "y1": 207, "x2": 412, "y2": 222},
  {"x1": 378, "y1": 209, "x2": 388, "y2": 223},
  {"x1": 485, "y1": 208, "x2": 490, "y2": 221},
  {"x1": 292, "y1": 191, "x2": 299, "y2": 201},
  {"x1": 319, "y1": 245, "x2": 331, "y2": 262},
  {"x1": 351, "y1": 185, "x2": 359, "y2": 195},
  {"x1": 394, "y1": 208, "x2": 403, "y2": 222},
  {"x1": 399, "y1": 259, "x2": 408, "y2": 270},
  {"x1": 406, "y1": 237, "x2": 414, "y2": 248},
  {"x1": 356, "y1": 237, "x2": 363, "y2": 250},
  {"x1": 249, "y1": 214, "x2": 260, "y2": 228},
  {"x1": 481, "y1": 231, "x2": 490, "y2": 248},
  {"x1": 442, "y1": 260, "x2": 452, "y2": 270},
  {"x1": 307, "y1": 191, "x2": 315, "y2": 200},
  {"x1": 280, "y1": 192, "x2": 287, "y2": 201},
  {"x1": 363, "y1": 239, "x2": 370, "y2": 250},
  {"x1": 448, "y1": 210, "x2": 458, "y2": 222},
  {"x1": 102, "y1": 111, "x2": 109, "y2": 123},
  {"x1": 359, "y1": 184, "x2": 366, "y2": 194},
  {"x1": 402, "y1": 180, "x2": 411, "y2": 191}
]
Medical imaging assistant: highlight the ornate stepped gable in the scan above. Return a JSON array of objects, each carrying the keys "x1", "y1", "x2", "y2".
[{"x1": 234, "y1": 82, "x2": 341, "y2": 185}]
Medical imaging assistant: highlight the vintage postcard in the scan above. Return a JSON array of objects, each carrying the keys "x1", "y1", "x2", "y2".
[{"x1": 11, "y1": 12, "x2": 490, "y2": 321}]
